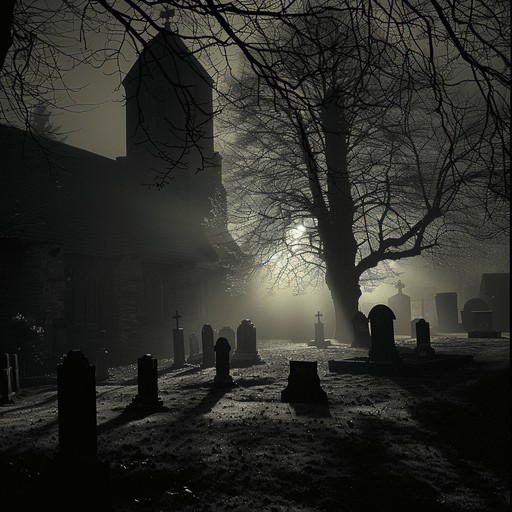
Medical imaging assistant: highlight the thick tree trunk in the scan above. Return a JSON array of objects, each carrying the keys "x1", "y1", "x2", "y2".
[{"x1": 319, "y1": 92, "x2": 360, "y2": 341}]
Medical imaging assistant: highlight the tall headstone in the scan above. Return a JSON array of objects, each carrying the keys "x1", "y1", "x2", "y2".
[
  {"x1": 387, "y1": 280, "x2": 411, "y2": 335},
  {"x1": 231, "y1": 319, "x2": 264, "y2": 367},
  {"x1": 172, "y1": 310, "x2": 185, "y2": 368},
  {"x1": 201, "y1": 324, "x2": 216, "y2": 368},
  {"x1": 57, "y1": 350, "x2": 97, "y2": 462},
  {"x1": 435, "y1": 292, "x2": 460, "y2": 332},
  {"x1": 129, "y1": 354, "x2": 163, "y2": 409},
  {"x1": 213, "y1": 337, "x2": 235, "y2": 388},
  {"x1": 413, "y1": 319, "x2": 435, "y2": 359},
  {"x1": 1, "y1": 353, "x2": 15, "y2": 404},
  {"x1": 351, "y1": 311, "x2": 372, "y2": 348},
  {"x1": 55, "y1": 350, "x2": 109, "y2": 507},
  {"x1": 281, "y1": 360, "x2": 328, "y2": 405},
  {"x1": 479, "y1": 273, "x2": 510, "y2": 332},
  {"x1": 368, "y1": 304, "x2": 402, "y2": 362}
]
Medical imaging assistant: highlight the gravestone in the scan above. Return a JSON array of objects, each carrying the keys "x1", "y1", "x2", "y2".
[
  {"x1": 129, "y1": 354, "x2": 163, "y2": 409},
  {"x1": 172, "y1": 310, "x2": 186, "y2": 368},
  {"x1": 413, "y1": 319, "x2": 435, "y2": 359},
  {"x1": 219, "y1": 326, "x2": 236, "y2": 350},
  {"x1": 461, "y1": 298, "x2": 489, "y2": 332},
  {"x1": 468, "y1": 310, "x2": 501, "y2": 338},
  {"x1": 368, "y1": 304, "x2": 402, "y2": 362},
  {"x1": 479, "y1": 273, "x2": 510, "y2": 332},
  {"x1": 281, "y1": 360, "x2": 328, "y2": 405},
  {"x1": 95, "y1": 347, "x2": 110, "y2": 383},
  {"x1": 387, "y1": 280, "x2": 411, "y2": 335},
  {"x1": 55, "y1": 350, "x2": 109, "y2": 503},
  {"x1": 1, "y1": 353, "x2": 15, "y2": 404},
  {"x1": 231, "y1": 319, "x2": 264, "y2": 367},
  {"x1": 410, "y1": 318, "x2": 422, "y2": 338},
  {"x1": 213, "y1": 337, "x2": 235, "y2": 388},
  {"x1": 351, "y1": 311, "x2": 372, "y2": 348},
  {"x1": 435, "y1": 292, "x2": 460, "y2": 332},
  {"x1": 57, "y1": 350, "x2": 97, "y2": 462},
  {"x1": 201, "y1": 324, "x2": 216, "y2": 368},
  {"x1": 187, "y1": 332, "x2": 202, "y2": 364},
  {"x1": 9, "y1": 353, "x2": 20, "y2": 394},
  {"x1": 312, "y1": 311, "x2": 329, "y2": 348}
]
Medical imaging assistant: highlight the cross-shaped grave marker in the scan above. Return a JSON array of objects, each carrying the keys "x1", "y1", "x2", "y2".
[
  {"x1": 173, "y1": 310, "x2": 181, "y2": 329},
  {"x1": 395, "y1": 280, "x2": 405, "y2": 294},
  {"x1": 315, "y1": 311, "x2": 323, "y2": 324}
]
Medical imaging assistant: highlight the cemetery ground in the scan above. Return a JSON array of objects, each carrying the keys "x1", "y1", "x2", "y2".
[{"x1": 1, "y1": 335, "x2": 510, "y2": 512}]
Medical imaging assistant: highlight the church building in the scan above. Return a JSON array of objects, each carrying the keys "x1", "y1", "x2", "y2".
[{"x1": 0, "y1": 25, "x2": 241, "y2": 366}]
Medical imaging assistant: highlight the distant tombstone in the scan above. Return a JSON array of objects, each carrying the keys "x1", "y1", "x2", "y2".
[
  {"x1": 130, "y1": 354, "x2": 163, "y2": 409},
  {"x1": 201, "y1": 324, "x2": 215, "y2": 368},
  {"x1": 57, "y1": 350, "x2": 97, "y2": 462},
  {"x1": 413, "y1": 319, "x2": 435, "y2": 359},
  {"x1": 468, "y1": 310, "x2": 501, "y2": 339},
  {"x1": 410, "y1": 318, "x2": 422, "y2": 339},
  {"x1": 479, "y1": 273, "x2": 510, "y2": 332},
  {"x1": 219, "y1": 326, "x2": 236, "y2": 349},
  {"x1": 387, "y1": 280, "x2": 411, "y2": 335},
  {"x1": 368, "y1": 304, "x2": 402, "y2": 362},
  {"x1": 461, "y1": 298, "x2": 489, "y2": 332},
  {"x1": 172, "y1": 310, "x2": 185, "y2": 368},
  {"x1": 313, "y1": 311, "x2": 329, "y2": 348},
  {"x1": 435, "y1": 292, "x2": 460, "y2": 332},
  {"x1": 281, "y1": 360, "x2": 328, "y2": 405},
  {"x1": 95, "y1": 348, "x2": 109, "y2": 383},
  {"x1": 1, "y1": 353, "x2": 15, "y2": 404},
  {"x1": 231, "y1": 319, "x2": 264, "y2": 367},
  {"x1": 213, "y1": 337, "x2": 235, "y2": 388},
  {"x1": 9, "y1": 353, "x2": 20, "y2": 394},
  {"x1": 187, "y1": 332, "x2": 202, "y2": 364},
  {"x1": 351, "y1": 311, "x2": 372, "y2": 348}
]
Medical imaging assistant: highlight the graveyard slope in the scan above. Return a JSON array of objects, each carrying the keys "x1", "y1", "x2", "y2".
[{"x1": 0, "y1": 336, "x2": 510, "y2": 512}]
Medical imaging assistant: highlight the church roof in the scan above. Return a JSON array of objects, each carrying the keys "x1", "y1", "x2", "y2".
[
  {"x1": 0, "y1": 125, "x2": 218, "y2": 266},
  {"x1": 123, "y1": 30, "x2": 213, "y2": 88}
]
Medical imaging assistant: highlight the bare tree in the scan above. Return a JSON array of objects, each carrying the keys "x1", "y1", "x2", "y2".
[{"x1": 219, "y1": 3, "x2": 509, "y2": 340}]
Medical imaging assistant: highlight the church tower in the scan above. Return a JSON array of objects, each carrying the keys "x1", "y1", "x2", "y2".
[{"x1": 122, "y1": 17, "x2": 225, "y2": 229}]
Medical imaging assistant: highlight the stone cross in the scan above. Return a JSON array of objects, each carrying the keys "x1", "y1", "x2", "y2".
[
  {"x1": 315, "y1": 311, "x2": 323, "y2": 323},
  {"x1": 160, "y1": 8, "x2": 175, "y2": 29},
  {"x1": 173, "y1": 310, "x2": 181, "y2": 329},
  {"x1": 395, "y1": 280, "x2": 405, "y2": 294}
]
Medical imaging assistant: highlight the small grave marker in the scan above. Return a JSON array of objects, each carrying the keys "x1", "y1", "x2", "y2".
[
  {"x1": 281, "y1": 360, "x2": 328, "y2": 404},
  {"x1": 413, "y1": 319, "x2": 435, "y2": 359}
]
